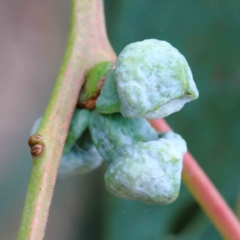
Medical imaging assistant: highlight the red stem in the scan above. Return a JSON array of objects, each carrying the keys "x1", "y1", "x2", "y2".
[{"x1": 149, "y1": 118, "x2": 240, "y2": 240}]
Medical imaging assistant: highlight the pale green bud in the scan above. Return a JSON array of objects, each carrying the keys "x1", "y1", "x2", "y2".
[
  {"x1": 78, "y1": 61, "x2": 114, "y2": 109},
  {"x1": 96, "y1": 70, "x2": 120, "y2": 113},
  {"x1": 105, "y1": 131, "x2": 187, "y2": 204},
  {"x1": 63, "y1": 109, "x2": 90, "y2": 154},
  {"x1": 115, "y1": 39, "x2": 199, "y2": 119},
  {"x1": 88, "y1": 110, "x2": 159, "y2": 162},
  {"x1": 59, "y1": 130, "x2": 102, "y2": 176}
]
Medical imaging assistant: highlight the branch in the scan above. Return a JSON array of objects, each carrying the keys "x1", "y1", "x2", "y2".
[
  {"x1": 149, "y1": 119, "x2": 240, "y2": 240},
  {"x1": 18, "y1": 1, "x2": 115, "y2": 239}
]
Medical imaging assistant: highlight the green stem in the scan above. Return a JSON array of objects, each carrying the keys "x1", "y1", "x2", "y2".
[{"x1": 18, "y1": 1, "x2": 114, "y2": 239}]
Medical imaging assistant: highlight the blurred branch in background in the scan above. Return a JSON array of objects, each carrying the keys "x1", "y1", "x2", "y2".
[{"x1": 150, "y1": 119, "x2": 240, "y2": 240}]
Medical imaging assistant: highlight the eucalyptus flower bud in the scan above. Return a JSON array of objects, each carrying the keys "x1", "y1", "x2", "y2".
[
  {"x1": 105, "y1": 132, "x2": 187, "y2": 204},
  {"x1": 96, "y1": 70, "x2": 120, "y2": 114},
  {"x1": 59, "y1": 130, "x2": 102, "y2": 176},
  {"x1": 115, "y1": 39, "x2": 199, "y2": 119},
  {"x1": 63, "y1": 109, "x2": 90, "y2": 153},
  {"x1": 88, "y1": 110, "x2": 159, "y2": 162},
  {"x1": 78, "y1": 61, "x2": 114, "y2": 109}
]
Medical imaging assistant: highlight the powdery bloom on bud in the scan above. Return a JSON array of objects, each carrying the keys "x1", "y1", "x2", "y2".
[
  {"x1": 59, "y1": 130, "x2": 103, "y2": 176},
  {"x1": 96, "y1": 70, "x2": 120, "y2": 114},
  {"x1": 88, "y1": 110, "x2": 159, "y2": 162},
  {"x1": 115, "y1": 39, "x2": 199, "y2": 119},
  {"x1": 63, "y1": 109, "x2": 90, "y2": 154},
  {"x1": 105, "y1": 132, "x2": 187, "y2": 204}
]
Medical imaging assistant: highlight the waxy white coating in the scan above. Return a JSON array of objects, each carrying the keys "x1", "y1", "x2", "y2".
[
  {"x1": 89, "y1": 110, "x2": 159, "y2": 162},
  {"x1": 115, "y1": 39, "x2": 199, "y2": 118},
  {"x1": 105, "y1": 132, "x2": 187, "y2": 204},
  {"x1": 96, "y1": 70, "x2": 120, "y2": 113},
  {"x1": 59, "y1": 142, "x2": 102, "y2": 176}
]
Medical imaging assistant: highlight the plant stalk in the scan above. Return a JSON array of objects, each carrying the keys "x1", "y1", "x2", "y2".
[
  {"x1": 149, "y1": 119, "x2": 240, "y2": 240},
  {"x1": 18, "y1": 0, "x2": 114, "y2": 239}
]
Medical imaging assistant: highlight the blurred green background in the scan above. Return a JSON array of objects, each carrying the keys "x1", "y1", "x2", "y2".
[{"x1": 0, "y1": 0, "x2": 240, "y2": 239}]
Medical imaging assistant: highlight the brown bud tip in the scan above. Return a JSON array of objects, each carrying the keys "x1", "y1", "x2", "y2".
[
  {"x1": 28, "y1": 134, "x2": 45, "y2": 157},
  {"x1": 78, "y1": 77, "x2": 106, "y2": 110},
  {"x1": 30, "y1": 144, "x2": 43, "y2": 157}
]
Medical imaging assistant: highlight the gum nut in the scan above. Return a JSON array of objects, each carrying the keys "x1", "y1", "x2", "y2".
[
  {"x1": 88, "y1": 110, "x2": 159, "y2": 162},
  {"x1": 115, "y1": 39, "x2": 199, "y2": 119},
  {"x1": 96, "y1": 70, "x2": 121, "y2": 114},
  {"x1": 64, "y1": 109, "x2": 90, "y2": 154},
  {"x1": 59, "y1": 130, "x2": 103, "y2": 176},
  {"x1": 158, "y1": 131, "x2": 187, "y2": 154},
  {"x1": 105, "y1": 134, "x2": 187, "y2": 204}
]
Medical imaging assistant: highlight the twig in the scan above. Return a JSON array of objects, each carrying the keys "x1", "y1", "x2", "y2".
[
  {"x1": 18, "y1": 1, "x2": 114, "y2": 239},
  {"x1": 149, "y1": 118, "x2": 240, "y2": 240}
]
